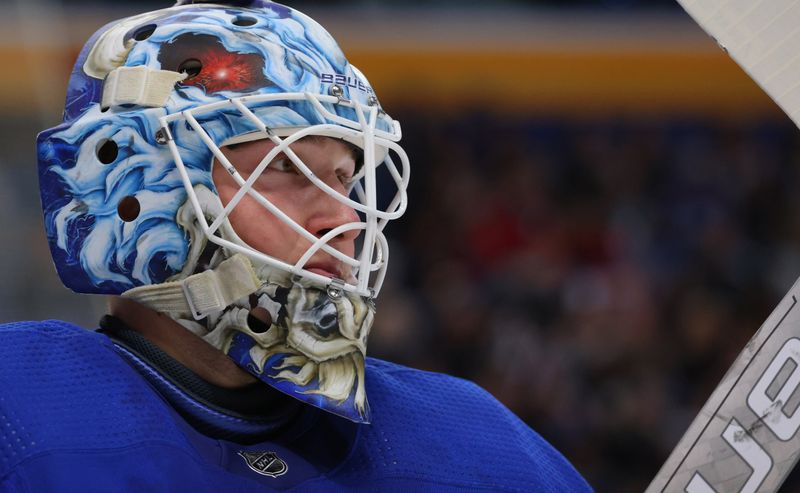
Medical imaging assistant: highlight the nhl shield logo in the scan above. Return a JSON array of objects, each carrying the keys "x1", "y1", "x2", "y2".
[{"x1": 237, "y1": 451, "x2": 288, "y2": 478}]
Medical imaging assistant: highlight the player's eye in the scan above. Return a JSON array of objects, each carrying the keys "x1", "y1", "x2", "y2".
[
  {"x1": 270, "y1": 154, "x2": 299, "y2": 174},
  {"x1": 337, "y1": 172, "x2": 355, "y2": 189}
]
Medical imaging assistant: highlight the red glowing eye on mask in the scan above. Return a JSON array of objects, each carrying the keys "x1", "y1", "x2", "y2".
[{"x1": 158, "y1": 33, "x2": 270, "y2": 94}]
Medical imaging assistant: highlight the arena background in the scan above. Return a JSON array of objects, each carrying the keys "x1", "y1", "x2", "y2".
[{"x1": 2, "y1": 0, "x2": 798, "y2": 490}]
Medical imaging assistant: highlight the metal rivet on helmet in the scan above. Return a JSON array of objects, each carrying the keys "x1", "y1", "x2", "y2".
[
  {"x1": 155, "y1": 129, "x2": 169, "y2": 145},
  {"x1": 327, "y1": 278, "x2": 346, "y2": 300},
  {"x1": 329, "y1": 84, "x2": 345, "y2": 100}
]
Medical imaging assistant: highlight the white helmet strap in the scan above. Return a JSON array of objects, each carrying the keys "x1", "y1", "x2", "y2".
[
  {"x1": 121, "y1": 253, "x2": 261, "y2": 320},
  {"x1": 102, "y1": 66, "x2": 187, "y2": 110}
]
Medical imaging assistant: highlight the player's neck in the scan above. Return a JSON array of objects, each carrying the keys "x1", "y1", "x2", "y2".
[{"x1": 107, "y1": 296, "x2": 257, "y2": 389}]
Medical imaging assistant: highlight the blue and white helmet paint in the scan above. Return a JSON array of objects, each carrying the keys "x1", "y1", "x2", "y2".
[{"x1": 37, "y1": 0, "x2": 410, "y2": 423}]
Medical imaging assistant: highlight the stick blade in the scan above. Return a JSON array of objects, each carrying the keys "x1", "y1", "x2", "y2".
[
  {"x1": 677, "y1": 0, "x2": 800, "y2": 127},
  {"x1": 648, "y1": 276, "x2": 800, "y2": 492}
]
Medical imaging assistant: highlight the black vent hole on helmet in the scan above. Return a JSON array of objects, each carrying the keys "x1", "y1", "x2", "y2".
[
  {"x1": 232, "y1": 15, "x2": 258, "y2": 27},
  {"x1": 96, "y1": 139, "x2": 118, "y2": 164},
  {"x1": 178, "y1": 58, "x2": 203, "y2": 79},
  {"x1": 133, "y1": 24, "x2": 157, "y2": 41},
  {"x1": 247, "y1": 307, "x2": 273, "y2": 334},
  {"x1": 117, "y1": 196, "x2": 141, "y2": 222}
]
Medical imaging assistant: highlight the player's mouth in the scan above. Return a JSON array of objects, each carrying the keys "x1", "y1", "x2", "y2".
[{"x1": 304, "y1": 262, "x2": 344, "y2": 280}]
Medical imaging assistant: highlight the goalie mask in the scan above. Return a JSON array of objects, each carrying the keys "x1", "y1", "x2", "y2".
[{"x1": 36, "y1": 0, "x2": 410, "y2": 423}]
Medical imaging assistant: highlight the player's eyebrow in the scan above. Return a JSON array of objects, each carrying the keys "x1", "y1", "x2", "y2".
[
  {"x1": 230, "y1": 135, "x2": 363, "y2": 174},
  {"x1": 298, "y1": 136, "x2": 363, "y2": 174}
]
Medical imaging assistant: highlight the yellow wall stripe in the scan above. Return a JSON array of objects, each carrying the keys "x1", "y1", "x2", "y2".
[{"x1": 0, "y1": 44, "x2": 783, "y2": 118}]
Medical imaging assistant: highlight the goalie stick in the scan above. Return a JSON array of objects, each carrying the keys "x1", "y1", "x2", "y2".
[{"x1": 648, "y1": 2, "x2": 800, "y2": 491}]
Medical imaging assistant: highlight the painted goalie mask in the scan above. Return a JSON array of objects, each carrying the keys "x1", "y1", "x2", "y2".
[{"x1": 36, "y1": 0, "x2": 410, "y2": 423}]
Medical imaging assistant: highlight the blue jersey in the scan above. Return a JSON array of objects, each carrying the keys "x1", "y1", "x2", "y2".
[{"x1": 0, "y1": 320, "x2": 591, "y2": 492}]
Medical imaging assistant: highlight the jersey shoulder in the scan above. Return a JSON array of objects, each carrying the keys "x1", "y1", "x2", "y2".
[
  {"x1": 332, "y1": 358, "x2": 592, "y2": 492},
  {"x1": 0, "y1": 320, "x2": 189, "y2": 479}
]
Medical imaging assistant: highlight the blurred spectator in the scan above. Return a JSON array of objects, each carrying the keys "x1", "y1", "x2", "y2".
[{"x1": 367, "y1": 113, "x2": 800, "y2": 490}]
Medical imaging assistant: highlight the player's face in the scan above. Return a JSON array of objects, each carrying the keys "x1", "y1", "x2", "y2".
[{"x1": 212, "y1": 137, "x2": 360, "y2": 280}]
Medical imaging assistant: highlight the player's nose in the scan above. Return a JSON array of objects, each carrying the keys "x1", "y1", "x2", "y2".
[{"x1": 306, "y1": 184, "x2": 361, "y2": 243}]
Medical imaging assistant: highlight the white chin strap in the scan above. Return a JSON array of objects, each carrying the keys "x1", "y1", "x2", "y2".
[{"x1": 121, "y1": 254, "x2": 261, "y2": 320}]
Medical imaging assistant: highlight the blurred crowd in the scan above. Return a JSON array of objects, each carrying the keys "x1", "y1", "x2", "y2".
[
  {"x1": 368, "y1": 112, "x2": 800, "y2": 491},
  {"x1": 3, "y1": 110, "x2": 800, "y2": 490}
]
